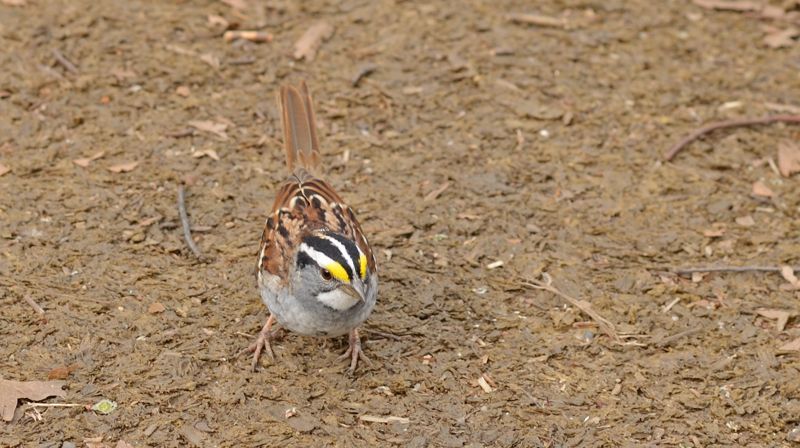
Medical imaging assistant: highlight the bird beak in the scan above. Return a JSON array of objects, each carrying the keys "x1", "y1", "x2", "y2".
[{"x1": 340, "y1": 283, "x2": 365, "y2": 302}]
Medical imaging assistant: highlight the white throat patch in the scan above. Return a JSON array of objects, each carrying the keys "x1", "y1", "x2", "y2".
[{"x1": 317, "y1": 289, "x2": 361, "y2": 311}]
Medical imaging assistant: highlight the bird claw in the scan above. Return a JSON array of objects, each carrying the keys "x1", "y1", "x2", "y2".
[
  {"x1": 246, "y1": 315, "x2": 276, "y2": 371},
  {"x1": 337, "y1": 328, "x2": 371, "y2": 374}
]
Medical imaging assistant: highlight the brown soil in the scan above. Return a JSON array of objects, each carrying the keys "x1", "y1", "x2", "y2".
[{"x1": 2, "y1": 0, "x2": 800, "y2": 446}]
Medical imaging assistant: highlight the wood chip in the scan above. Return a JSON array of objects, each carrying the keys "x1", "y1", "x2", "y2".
[
  {"x1": 777, "y1": 141, "x2": 800, "y2": 177},
  {"x1": 735, "y1": 215, "x2": 755, "y2": 227},
  {"x1": 506, "y1": 12, "x2": 567, "y2": 28},
  {"x1": 359, "y1": 414, "x2": 410, "y2": 424},
  {"x1": 0, "y1": 163, "x2": 10, "y2": 176},
  {"x1": 293, "y1": 21, "x2": 334, "y2": 61},
  {"x1": 0, "y1": 379, "x2": 66, "y2": 421},
  {"x1": 47, "y1": 364, "x2": 78, "y2": 380},
  {"x1": 751, "y1": 180, "x2": 775, "y2": 198},
  {"x1": 115, "y1": 441, "x2": 134, "y2": 448},
  {"x1": 192, "y1": 149, "x2": 220, "y2": 161},
  {"x1": 148, "y1": 302, "x2": 166, "y2": 314},
  {"x1": 486, "y1": 260, "x2": 504, "y2": 270},
  {"x1": 691, "y1": 0, "x2": 762, "y2": 11},
  {"x1": 107, "y1": 161, "x2": 139, "y2": 173},
  {"x1": 477, "y1": 375, "x2": 493, "y2": 393},
  {"x1": 0, "y1": 0, "x2": 27, "y2": 6},
  {"x1": 73, "y1": 151, "x2": 105, "y2": 167},
  {"x1": 223, "y1": 30, "x2": 273, "y2": 43},
  {"x1": 175, "y1": 86, "x2": 191, "y2": 97}
]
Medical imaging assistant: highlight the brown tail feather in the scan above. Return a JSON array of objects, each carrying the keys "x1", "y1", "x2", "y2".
[{"x1": 279, "y1": 81, "x2": 321, "y2": 174}]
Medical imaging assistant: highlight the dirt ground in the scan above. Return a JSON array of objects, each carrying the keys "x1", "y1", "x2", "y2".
[{"x1": 1, "y1": 0, "x2": 800, "y2": 446}]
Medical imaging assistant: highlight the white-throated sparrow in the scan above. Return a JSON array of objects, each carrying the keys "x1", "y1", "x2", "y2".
[{"x1": 246, "y1": 81, "x2": 378, "y2": 373}]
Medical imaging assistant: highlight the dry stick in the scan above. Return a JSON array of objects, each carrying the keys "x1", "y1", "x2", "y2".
[
  {"x1": 673, "y1": 265, "x2": 800, "y2": 276},
  {"x1": 23, "y1": 296, "x2": 45, "y2": 315},
  {"x1": 656, "y1": 326, "x2": 705, "y2": 348},
  {"x1": 664, "y1": 114, "x2": 800, "y2": 161},
  {"x1": 52, "y1": 49, "x2": 79, "y2": 74},
  {"x1": 177, "y1": 185, "x2": 205, "y2": 261},
  {"x1": 523, "y1": 274, "x2": 621, "y2": 343}
]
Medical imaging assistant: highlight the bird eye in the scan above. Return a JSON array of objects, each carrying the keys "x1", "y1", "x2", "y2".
[{"x1": 320, "y1": 269, "x2": 332, "y2": 281}]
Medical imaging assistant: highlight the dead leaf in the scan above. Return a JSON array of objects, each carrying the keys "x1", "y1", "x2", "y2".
[
  {"x1": 0, "y1": 163, "x2": 10, "y2": 176},
  {"x1": 777, "y1": 141, "x2": 800, "y2": 177},
  {"x1": 47, "y1": 364, "x2": 78, "y2": 380},
  {"x1": 424, "y1": 181, "x2": 451, "y2": 201},
  {"x1": 735, "y1": 215, "x2": 755, "y2": 227},
  {"x1": 148, "y1": 302, "x2": 166, "y2": 314},
  {"x1": 692, "y1": 0, "x2": 762, "y2": 11},
  {"x1": 765, "y1": 102, "x2": 800, "y2": 114},
  {"x1": 756, "y1": 308, "x2": 795, "y2": 331},
  {"x1": 779, "y1": 336, "x2": 800, "y2": 352},
  {"x1": 107, "y1": 161, "x2": 139, "y2": 173},
  {"x1": 207, "y1": 14, "x2": 229, "y2": 29},
  {"x1": 115, "y1": 441, "x2": 134, "y2": 448},
  {"x1": 293, "y1": 21, "x2": 334, "y2": 61},
  {"x1": 199, "y1": 53, "x2": 220, "y2": 69},
  {"x1": 192, "y1": 149, "x2": 220, "y2": 161},
  {"x1": 702, "y1": 224, "x2": 726, "y2": 237},
  {"x1": 780, "y1": 266, "x2": 800, "y2": 289},
  {"x1": 73, "y1": 151, "x2": 106, "y2": 168},
  {"x1": 0, "y1": 379, "x2": 66, "y2": 421},
  {"x1": 221, "y1": 0, "x2": 248, "y2": 9},
  {"x1": 110, "y1": 68, "x2": 136, "y2": 82},
  {"x1": 0, "y1": 0, "x2": 27, "y2": 6},
  {"x1": 751, "y1": 180, "x2": 775, "y2": 198},
  {"x1": 188, "y1": 120, "x2": 228, "y2": 140},
  {"x1": 763, "y1": 27, "x2": 799, "y2": 48}
]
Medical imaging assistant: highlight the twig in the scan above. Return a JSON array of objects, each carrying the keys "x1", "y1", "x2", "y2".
[
  {"x1": 672, "y1": 265, "x2": 800, "y2": 276},
  {"x1": 52, "y1": 49, "x2": 79, "y2": 74},
  {"x1": 363, "y1": 328, "x2": 404, "y2": 341},
  {"x1": 522, "y1": 274, "x2": 621, "y2": 343},
  {"x1": 664, "y1": 114, "x2": 800, "y2": 161},
  {"x1": 656, "y1": 326, "x2": 705, "y2": 348},
  {"x1": 22, "y1": 296, "x2": 45, "y2": 315},
  {"x1": 177, "y1": 185, "x2": 205, "y2": 261},
  {"x1": 27, "y1": 403, "x2": 84, "y2": 408},
  {"x1": 352, "y1": 64, "x2": 377, "y2": 87},
  {"x1": 165, "y1": 128, "x2": 195, "y2": 138}
]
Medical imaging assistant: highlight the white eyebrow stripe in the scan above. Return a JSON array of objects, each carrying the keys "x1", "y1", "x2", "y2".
[
  {"x1": 320, "y1": 234, "x2": 356, "y2": 276},
  {"x1": 299, "y1": 243, "x2": 336, "y2": 270}
]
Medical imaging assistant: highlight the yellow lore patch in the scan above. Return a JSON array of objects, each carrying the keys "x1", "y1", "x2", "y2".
[{"x1": 359, "y1": 254, "x2": 367, "y2": 279}]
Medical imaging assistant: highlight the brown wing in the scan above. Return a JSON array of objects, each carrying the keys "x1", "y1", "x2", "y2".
[{"x1": 258, "y1": 174, "x2": 376, "y2": 282}]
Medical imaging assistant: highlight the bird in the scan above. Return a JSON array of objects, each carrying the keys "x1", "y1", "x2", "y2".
[{"x1": 246, "y1": 81, "x2": 378, "y2": 374}]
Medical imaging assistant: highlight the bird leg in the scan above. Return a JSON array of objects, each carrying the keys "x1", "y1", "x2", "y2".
[
  {"x1": 336, "y1": 328, "x2": 372, "y2": 374},
  {"x1": 247, "y1": 314, "x2": 276, "y2": 371}
]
